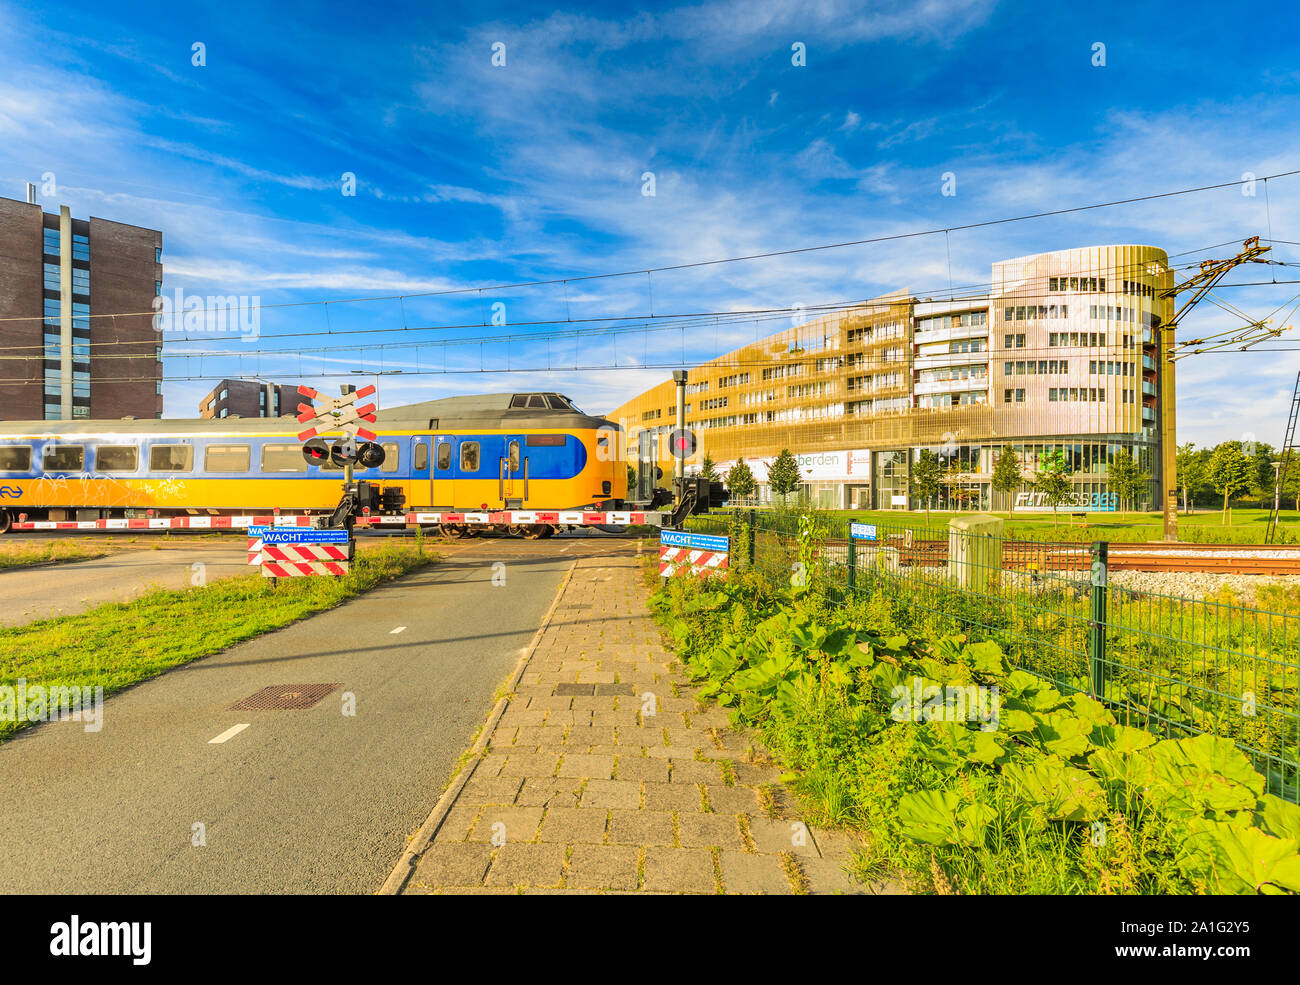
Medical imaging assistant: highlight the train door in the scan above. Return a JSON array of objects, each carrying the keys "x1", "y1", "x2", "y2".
[
  {"x1": 500, "y1": 434, "x2": 526, "y2": 507},
  {"x1": 432, "y1": 436, "x2": 454, "y2": 507},
  {"x1": 411, "y1": 436, "x2": 432, "y2": 507}
]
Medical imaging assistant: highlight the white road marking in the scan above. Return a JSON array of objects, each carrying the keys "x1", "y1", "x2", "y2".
[
  {"x1": 390, "y1": 626, "x2": 407, "y2": 635},
  {"x1": 208, "y1": 723, "x2": 250, "y2": 744}
]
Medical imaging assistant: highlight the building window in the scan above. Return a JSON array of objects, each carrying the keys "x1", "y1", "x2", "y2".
[
  {"x1": 155, "y1": 280, "x2": 162, "y2": 296},
  {"x1": 72, "y1": 267, "x2": 89, "y2": 295},
  {"x1": 43, "y1": 262, "x2": 60, "y2": 291},
  {"x1": 155, "y1": 247, "x2": 162, "y2": 263},
  {"x1": 72, "y1": 234, "x2": 89, "y2": 261}
]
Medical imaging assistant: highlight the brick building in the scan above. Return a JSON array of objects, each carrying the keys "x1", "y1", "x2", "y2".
[
  {"x1": 199, "y1": 378, "x2": 297, "y2": 419},
  {"x1": 0, "y1": 192, "x2": 163, "y2": 421}
]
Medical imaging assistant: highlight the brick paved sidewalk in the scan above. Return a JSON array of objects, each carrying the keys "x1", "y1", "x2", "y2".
[{"x1": 400, "y1": 545, "x2": 887, "y2": 895}]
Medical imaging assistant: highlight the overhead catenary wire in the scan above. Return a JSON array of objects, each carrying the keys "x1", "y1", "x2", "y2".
[
  {"x1": 1, "y1": 169, "x2": 1298, "y2": 331},
  {"x1": 0, "y1": 245, "x2": 1275, "y2": 357}
]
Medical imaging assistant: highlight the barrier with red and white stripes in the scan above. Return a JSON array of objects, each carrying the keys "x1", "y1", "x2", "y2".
[
  {"x1": 247, "y1": 526, "x2": 352, "y2": 578},
  {"x1": 9, "y1": 509, "x2": 665, "y2": 534},
  {"x1": 658, "y1": 530, "x2": 729, "y2": 578},
  {"x1": 363, "y1": 510, "x2": 664, "y2": 527},
  {"x1": 11, "y1": 514, "x2": 315, "y2": 532}
]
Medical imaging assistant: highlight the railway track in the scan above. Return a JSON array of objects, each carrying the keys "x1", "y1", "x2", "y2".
[{"x1": 821, "y1": 538, "x2": 1300, "y2": 576}]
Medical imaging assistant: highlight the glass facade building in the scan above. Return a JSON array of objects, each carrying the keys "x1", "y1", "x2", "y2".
[{"x1": 607, "y1": 245, "x2": 1173, "y2": 511}]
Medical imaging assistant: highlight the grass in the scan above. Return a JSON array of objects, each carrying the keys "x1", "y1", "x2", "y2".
[
  {"x1": 0, "y1": 541, "x2": 435, "y2": 743},
  {"x1": 717, "y1": 513, "x2": 1300, "y2": 797},
  {"x1": 721, "y1": 506, "x2": 1300, "y2": 543},
  {"x1": 0, "y1": 540, "x2": 112, "y2": 569},
  {"x1": 648, "y1": 569, "x2": 1223, "y2": 894}
]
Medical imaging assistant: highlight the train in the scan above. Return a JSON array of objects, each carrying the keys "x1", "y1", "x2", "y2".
[{"x1": 0, "y1": 391, "x2": 630, "y2": 537}]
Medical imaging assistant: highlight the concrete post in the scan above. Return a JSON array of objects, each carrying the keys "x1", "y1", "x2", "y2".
[{"x1": 948, "y1": 514, "x2": 1003, "y2": 590}]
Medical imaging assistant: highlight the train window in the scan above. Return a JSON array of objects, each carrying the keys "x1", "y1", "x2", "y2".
[
  {"x1": 527, "y1": 395, "x2": 547, "y2": 409},
  {"x1": 149, "y1": 444, "x2": 193, "y2": 472},
  {"x1": 205, "y1": 444, "x2": 251, "y2": 473},
  {"x1": 352, "y1": 442, "x2": 400, "y2": 474},
  {"x1": 509, "y1": 394, "x2": 529, "y2": 408},
  {"x1": 0, "y1": 446, "x2": 32, "y2": 471},
  {"x1": 261, "y1": 443, "x2": 308, "y2": 473},
  {"x1": 526, "y1": 434, "x2": 566, "y2": 446},
  {"x1": 435, "y1": 442, "x2": 450, "y2": 470},
  {"x1": 414, "y1": 443, "x2": 428, "y2": 471},
  {"x1": 545, "y1": 395, "x2": 571, "y2": 410},
  {"x1": 43, "y1": 445, "x2": 84, "y2": 472},
  {"x1": 460, "y1": 441, "x2": 480, "y2": 472},
  {"x1": 96, "y1": 446, "x2": 138, "y2": 472},
  {"x1": 508, "y1": 440, "x2": 520, "y2": 471}
]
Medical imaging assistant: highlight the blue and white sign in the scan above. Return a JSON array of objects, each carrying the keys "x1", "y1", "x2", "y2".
[
  {"x1": 660, "y1": 530, "x2": 730, "y2": 552},
  {"x1": 849, "y1": 522, "x2": 877, "y2": 541},
  {"x1": 247, "y1": 526, "x2": 352, "y2": 544}
]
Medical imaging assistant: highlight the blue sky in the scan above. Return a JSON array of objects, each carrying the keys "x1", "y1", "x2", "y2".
[{"x1": 2, "y1": 0, "x2": 1299, "y2": 445}]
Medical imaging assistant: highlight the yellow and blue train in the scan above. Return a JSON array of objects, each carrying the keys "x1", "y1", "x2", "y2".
[{"x1": 0, "y1": 392, "x2": 628, "y2": 536}]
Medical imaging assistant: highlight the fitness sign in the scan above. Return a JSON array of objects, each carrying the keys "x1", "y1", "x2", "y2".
[{"x1": 1013, "y1": 490, "x2": 1119, "y2": 512}]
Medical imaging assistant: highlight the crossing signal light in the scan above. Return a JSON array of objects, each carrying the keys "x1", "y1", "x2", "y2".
[
  {"x1": 302, "y1": 437, "x2": 330, "y2": 465},
  {"x1": 329, "y1": 441, "x2": 355, "y2": 468},
  {"x1": 357, "y1": 441, "x2": 386, "y2": 469},
  {"x1": 668, "y1": 428, "x2": 696, "y2": 459}
]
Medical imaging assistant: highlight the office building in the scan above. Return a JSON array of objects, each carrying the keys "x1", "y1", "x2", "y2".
[
  {"x1": 608, "y1": 245, "x2": 1173, "y2": 511},
  {"x1": 0, "y1": 191, "x2": 163, "y2": 420}
]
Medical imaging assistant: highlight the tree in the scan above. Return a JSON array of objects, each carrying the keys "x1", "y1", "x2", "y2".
[
  {"x1": 942, "y1": 459, "x2": 967, "y2": 511},
  {"x1": 626, "y1": 464, "x2": 636, "y2": 491},
  {"x1": 991, "y1": 448, "x2": 1023, "y2": 513},
  {"x1": 1033, "y1": 450, "x2": 1074, "y2": 529},
  {"x1": 726, "y1": 458, "x2": 756, "y2": 501},
  {"x1": 1175, "y1": 442, "x2": 1204, "y2": 514},
  {"x1": 767, "y1": 448, "x2": 803, "y2": 502},
  {"x1": 910, "y1": 449, "x2": 944, "y2": 521},
  {"x1": 1107, "y1": 449, "x2": 1149, "y2": 513},
  {"x1": 1249, "y1": 441, "x2": 1277, "y2": 503},
  {"x1": 1208, "y1": 441, "x2": 1253, "y2": 525},
  {"x1": 700, "y1": 454, "x2": 718, "y2": 480}
]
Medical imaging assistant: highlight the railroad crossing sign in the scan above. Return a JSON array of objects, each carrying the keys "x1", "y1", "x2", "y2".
[
  {"x1": 296, "y1": 384, "x2": 378, "y2": 441},
  {"x1": 247, "y1": 525, "x2": 353, "y2": 578},
  {"x1": 659, "y1": 529, "x2": 729, "y2": 578},
  {"x1": 295, "y1": 384, "x2": 385, "y2": 468}
]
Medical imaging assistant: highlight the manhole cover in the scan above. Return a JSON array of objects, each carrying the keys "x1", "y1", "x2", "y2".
[{"x1": 229, "y1": 683, "x2": 342, "y2": 711}]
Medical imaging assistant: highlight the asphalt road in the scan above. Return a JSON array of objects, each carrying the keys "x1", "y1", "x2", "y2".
[
  {"x1": 0, "y1": 539, "x2": 622, "y2": 893},
  {"x1": 0, "y1": 544, "x2": 251, "y2": 627},
  {"x1": 0, "y1": 526, "x2": 632, "y2": 628}
]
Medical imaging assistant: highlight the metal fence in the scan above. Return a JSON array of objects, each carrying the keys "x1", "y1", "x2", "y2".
[{"x1": 687, "y1": 509, "x2": 1300, "y2": 803}]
